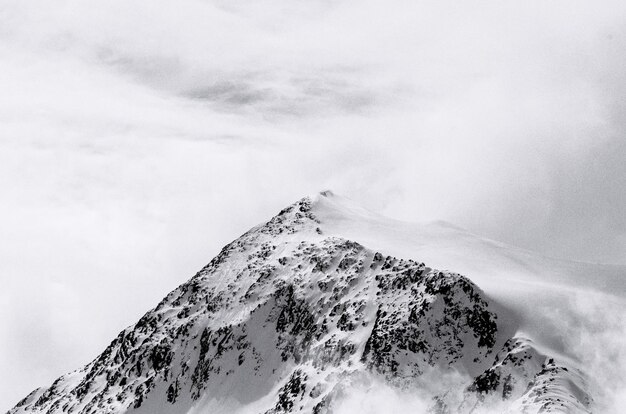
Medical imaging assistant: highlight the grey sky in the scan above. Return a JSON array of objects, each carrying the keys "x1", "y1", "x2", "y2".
[{"x1": 1, "y1": 0, "x2": 625, "y2": 410}]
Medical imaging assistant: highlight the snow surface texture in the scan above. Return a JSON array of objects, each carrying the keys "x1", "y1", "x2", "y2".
[{"x1": 9, "y1": 192, "x2": 625, "y2": 414}]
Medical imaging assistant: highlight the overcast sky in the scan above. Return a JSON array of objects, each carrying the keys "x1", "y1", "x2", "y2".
[{"x1": 1, "y1": 0, "x2": 626, "y2": 410}]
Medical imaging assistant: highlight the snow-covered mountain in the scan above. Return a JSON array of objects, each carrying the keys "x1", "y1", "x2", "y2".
[{"x1": 9, "y1": 192, "x2": 624, "y2": 414}]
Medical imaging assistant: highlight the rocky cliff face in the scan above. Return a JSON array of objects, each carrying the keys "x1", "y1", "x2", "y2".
[{"x1": 9, "y1": 193, "x2": 592, "y2": 414}]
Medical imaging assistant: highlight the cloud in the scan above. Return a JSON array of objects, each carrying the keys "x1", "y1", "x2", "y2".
[
  {"x1": 558, "y1": 292, "x2": 626, "y2": 414},
  {"x1": 334, "y1": 378, "x2": 431, "y2": 414},
  {"x1": 332, "y1": 289, "x2": 626, "y2": 414},
  {"x1": 1, "y1": 0, "x2": 626, "y2": 411}
]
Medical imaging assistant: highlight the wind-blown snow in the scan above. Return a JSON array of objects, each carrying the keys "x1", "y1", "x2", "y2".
[{"x1": 314, "y1": 192, "x2": 626, "y2": 412}]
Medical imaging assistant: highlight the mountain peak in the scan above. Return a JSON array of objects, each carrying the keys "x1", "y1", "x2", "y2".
[{"x1": 8, "y1": 194, "x2": 609, "y2": 414}]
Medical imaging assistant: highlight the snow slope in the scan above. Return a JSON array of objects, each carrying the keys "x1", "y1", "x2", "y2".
[{"x1": 8, "y1": 192, "x2": 625, "y2": 414}]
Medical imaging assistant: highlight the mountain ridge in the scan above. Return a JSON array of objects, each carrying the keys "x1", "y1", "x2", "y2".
[{"x1": 8, "y1": 192, "x2": 616, "y2": 413}]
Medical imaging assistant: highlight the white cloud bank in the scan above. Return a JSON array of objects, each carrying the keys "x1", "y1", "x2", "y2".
[{"x1": 1, "y1": 0, "x2": 626, "y2": 410}]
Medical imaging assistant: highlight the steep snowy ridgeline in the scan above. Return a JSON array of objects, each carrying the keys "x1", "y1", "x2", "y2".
[
  {"x1": 311, "y1": 192, "x2": 626, "y2": 299},
  {"x1": 9, "y1": 193, "x2": 604, "y2": 414}
]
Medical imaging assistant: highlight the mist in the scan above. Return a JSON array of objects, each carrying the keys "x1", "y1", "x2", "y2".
[
  {"x1": 1, "y1": 0, "x2": 626, "y2": 411},
  {"x1": 332, "y1": 289, "x2": 626, "y2": 414}
]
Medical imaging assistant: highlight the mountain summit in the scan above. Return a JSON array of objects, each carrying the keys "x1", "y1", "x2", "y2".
[{"x1": 9, "y1": 192, "x2": 608, "y2": 414}]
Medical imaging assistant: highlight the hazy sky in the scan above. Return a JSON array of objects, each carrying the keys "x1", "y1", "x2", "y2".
[{"x1": 1, "y1": 0, "x2": 626, "y2": 410}]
